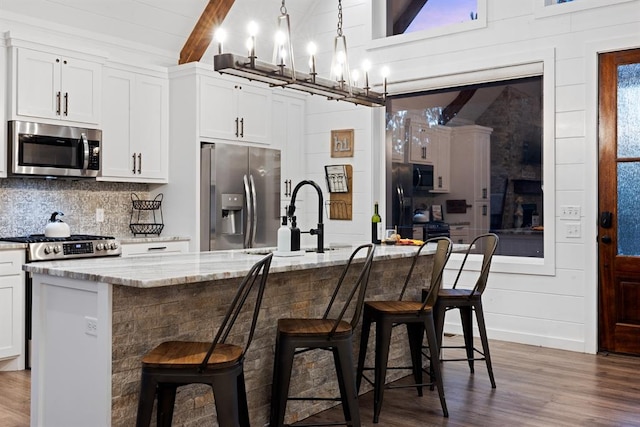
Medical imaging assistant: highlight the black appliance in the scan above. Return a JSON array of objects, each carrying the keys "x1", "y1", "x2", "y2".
[
  {"x1": 8, "y1": 120, "x2": 102, "y2": 178},
  {"x1": 391, "y1": 163, "x2": 413, "y2": 238},
  {"x1": 0, "y1": 234, "x2": 121, "y2": 369},
  {"x1": 414, "y1": 221, "x2": 451, "y2": 241},
  {"x1": 413, "y1": 163, "x2": 434, "y2": 192}
]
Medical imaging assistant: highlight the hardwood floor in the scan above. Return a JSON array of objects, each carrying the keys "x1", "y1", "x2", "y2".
[{"x1": 2, "y1": 338, "x2": 640, "y2": 426}]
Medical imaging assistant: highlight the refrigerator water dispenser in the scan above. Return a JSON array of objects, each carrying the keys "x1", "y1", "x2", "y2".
[{"x1": 221, "y1": 193, "x2": 243, "y2": 235}]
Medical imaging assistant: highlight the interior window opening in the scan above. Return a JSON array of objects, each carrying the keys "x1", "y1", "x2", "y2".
[
  {"x1": 388, "y1": 0, "x2": 479, "y2": 36},
  {"x1": 386, "y1": 76, "x2": 544, "y2": 257}
]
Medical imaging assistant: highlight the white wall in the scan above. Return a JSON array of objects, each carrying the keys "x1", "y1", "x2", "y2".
[{"x1": 297, "y1": 0, "x2": 640, "y2": 353}]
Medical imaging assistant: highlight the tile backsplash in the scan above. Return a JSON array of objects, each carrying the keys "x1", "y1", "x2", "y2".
[{"x1": 0, "y1": 178, "x2": 150, "y2": 238}]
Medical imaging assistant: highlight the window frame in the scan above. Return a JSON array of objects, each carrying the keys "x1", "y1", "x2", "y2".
[
  {"x1": 374, "y1": 48, "x2": 557, "y2": 276},
  {"x1": 370, "y1": 0, "x2": 488, "y2": 49},
  {"x1": 534, "y1": 0, "x2": 635, "y2": 18}
]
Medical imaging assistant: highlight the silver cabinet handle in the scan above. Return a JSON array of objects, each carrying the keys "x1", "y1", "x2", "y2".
[
  {"x1": 138, "y1": 153, "x2": 142, "y2": 174},
  {"x1": 235, "y1": 117, "x2": 239, "y2": 137},
  {"x1": 56, "y1": 92, "x2": 61, "y2": 115},
  {"x1": 147, "y1": 246, "x2": 167, "y2": 251},
  {"x1": 132, "y1": 153, "x2": 137, "y2": 174},
  {"x1": 64, "y1": 92, "x2": 69, "y2": 116},
  {"x1": 240, "y1": 118, "x2": 244, "y2": 138}
]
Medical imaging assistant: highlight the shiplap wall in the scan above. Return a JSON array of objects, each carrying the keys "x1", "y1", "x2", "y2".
[{"x1": 297, "y1": 0, "x2": 640, "y2": 354}]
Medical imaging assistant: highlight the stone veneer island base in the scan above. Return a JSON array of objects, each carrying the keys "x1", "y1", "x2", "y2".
[{"x1": 26, "y1": 245, "x2": 443, "y2": 426}]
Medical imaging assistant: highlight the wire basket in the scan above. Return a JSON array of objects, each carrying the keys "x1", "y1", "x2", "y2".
[
  {"x1": 131, "y1": 193, "x2": 163, "y2": 210},
  {"x1": 129, "y1": 223, "x2": 165, "y2": 235}
]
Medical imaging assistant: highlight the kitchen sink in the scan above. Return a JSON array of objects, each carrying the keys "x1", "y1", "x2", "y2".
[{"x1": 242, "y1": 247, "x2": 343, "y2": 256}]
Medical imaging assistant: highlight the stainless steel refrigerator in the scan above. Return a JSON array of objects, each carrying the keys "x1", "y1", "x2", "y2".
[{"x1": 200, "y1": 143, "x2": 281, "y2": 251}]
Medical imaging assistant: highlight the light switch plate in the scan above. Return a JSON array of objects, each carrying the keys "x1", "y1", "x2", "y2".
[{"x1": 560, "y1": 205, "x2": 581, "y2": 220}]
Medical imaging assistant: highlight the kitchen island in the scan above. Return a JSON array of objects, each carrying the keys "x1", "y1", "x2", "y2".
[{"x1": 25, "y1": 244, "x2": 447, "y2": 426}]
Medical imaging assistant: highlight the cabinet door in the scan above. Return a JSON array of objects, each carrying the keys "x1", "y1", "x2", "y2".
[
  {"x1": 101, "y1": 69, "x2": 134, "y2": 178},
  {"x1": 132, "y1": 75, "x2": 168, "y2": 180},
  {"x1": 408, "y1": 122, "x2": 434, "y2": 164},
  {"x1": 431, "y1": 128, "x2": 451, "y2": 193},
  {"x1": 0, "y1": 44, "x2": 6, "y2": 177},
  {"x1": 61, "y1": 57, "x2": 101, "y2": 124},
  {"x1": 238, "y1": 84, "x2": 272, "y2": 144},
  {"x1": 273, "y1": 93, "x2": 305, "y2": 206},
  {"x1": 200, "y1": 76, "x2": 238, "y2": 140},
  {"x1": 0, "y1": 251, "x2": 24, "y2": 360},
  {"x1": 16, "y1": 48, "x2": 61, "y2": 120}
]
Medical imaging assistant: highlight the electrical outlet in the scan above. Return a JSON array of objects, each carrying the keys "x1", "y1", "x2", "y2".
[
  {"x1": 560, "y1": 205, "x2": 581, "y2": 220},
  {"x1": 96, "y1": 208, "x2": 104, "y2": 223},
  {"x1": 85, "y1": 316, "x2": 98, "y2": 336},
  {"x1": 566, "y1": 222, "x2": 581, "y2": 238}
]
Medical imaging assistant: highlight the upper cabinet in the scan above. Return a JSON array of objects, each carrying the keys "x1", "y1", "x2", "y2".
[
  {"x1": 408, "y1": 120, "x2": 435, "y2": 164},
  {"x1": 0, "y1": 39, "x2": 7, "y2": 178},
  {"x1": 200, "y1": 75, "x2": 272, "y2": 144},
  {"x1": 431, "y1": 126, "x2": 452, "y2": 194},
  {"x1": 100, "y1": 65, "x2": 169, "y2": 183},
  {"x1": 12, "y1": 47, "x2": 102, "y2": 125}
]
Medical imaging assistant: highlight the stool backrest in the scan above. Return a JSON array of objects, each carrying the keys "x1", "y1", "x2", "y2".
[
  {"x1": 417, "y1": 237, "x2": 453, "y2": 311},
  {"x1": 322, "y1": 243, "x2": 376, "y2": 335},
  {"x1": 451, "y1": 233, "x2": 499, "y2": 295},
  {"x1": 199, "y1": 253, "x2": 273, "y2": 372}
]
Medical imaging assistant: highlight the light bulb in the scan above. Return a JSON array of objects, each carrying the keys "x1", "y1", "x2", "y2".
[
  {"x1": 275, "y1": 30, "x2": 286, "y2": 46},
  {"x1": 246, "y1": 37, "x2": 254, "y2": 52},
  {"x1": 351, "y1": 69, "x2": 360, "y2": 85},
  {"x1": 307, "y1": 42, "x2": 317, "y2": 56},
  {"x1": 247, "y1": 21, "x2": 259, "y2": 37},
  {"x1": 362, "y1": 59, "x2": 372, "y2": 72},
  {"x1": 336, "y1": 50, "x2": 346, "y2": 64},
  {"x1": 214, "y1": 28, "x2": 227, "y2": 44}
]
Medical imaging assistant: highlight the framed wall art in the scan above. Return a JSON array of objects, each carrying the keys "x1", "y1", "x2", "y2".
[{"x1": 331, "y1": 129, "x2": 354, "y2": 158}]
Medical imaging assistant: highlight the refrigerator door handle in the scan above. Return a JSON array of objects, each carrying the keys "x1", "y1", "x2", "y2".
[
  {"x1": 397, "y1": 184, "x2": 405, "y2": 227},
  {"x1": 249, "y1": 174, "x2": 258, "y2": 247},
  {"x1": 243, "y1": 174, "x2": 253, "y2": 248}
]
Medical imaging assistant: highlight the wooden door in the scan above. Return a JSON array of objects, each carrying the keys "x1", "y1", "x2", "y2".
[{"x1": 598, "y1": 48, "x2": 640, "y2": 355}]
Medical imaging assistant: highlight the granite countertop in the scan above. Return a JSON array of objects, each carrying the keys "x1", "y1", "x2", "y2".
[{"x1": 23, "y1": 243, "x2": 453, "y2": 289}]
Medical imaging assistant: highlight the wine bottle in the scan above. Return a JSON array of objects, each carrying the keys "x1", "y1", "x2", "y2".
[{"x1": 371, "y1": 202, "x2": 382, "y2": 244}]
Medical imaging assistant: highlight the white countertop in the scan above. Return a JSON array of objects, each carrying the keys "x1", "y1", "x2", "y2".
[{"x1": 23, "y1": 243, "x2": 448, "y2": 289}]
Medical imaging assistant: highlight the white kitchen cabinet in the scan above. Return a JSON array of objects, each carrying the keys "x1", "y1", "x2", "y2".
[
  {"x1": 432, "y1": 125, "x2": 492, "y2": 242},
  {"x1": 431, "y1": 126, "x2": 452, "y2": 193},
  {"x1": 13, "y1": 47, "x2": 101, "y2": 125},
  {"x1": 100, "y1": 66, "x2": 168, "y2": 183},
  {"x1": 272, "y1": 91, "x2": 306, "y2": 205},
  {"x1": 0, "y1": 250, "x2": 24, "y2": 363},
  {"x1": 408, "y1": 120, "x2": 435, "y2": 165},
  {"x1": 200, "y1": 75, "x2": 272, "y2": 144},
  {"x1": 0, "y1": 39, "x2": 7, "y2": 178},
  {"x1": 449, "y1": 224, "x2": 470, "y2": 244},
  {"x1": 121, "y1": 240, "x2": 189, "y2": 257}
]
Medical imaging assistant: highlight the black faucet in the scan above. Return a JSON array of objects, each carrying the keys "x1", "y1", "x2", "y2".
[{"x1": 287, "y1": 180, "x2": 324, "y2": 253}]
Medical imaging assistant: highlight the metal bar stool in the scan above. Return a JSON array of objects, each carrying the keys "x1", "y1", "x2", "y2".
[
  {"x1": 135, "y1": 253, "x2": 273, "y2": 427},
  {"x1": 269, "y1": 244, "x2": 375, "y2": 427},
  {"x1": 356, "y1": 237, "x2": 452, "y2": 423},
  {"x1": 433, "y1": 233, "x2": 499, "y2": 388}
]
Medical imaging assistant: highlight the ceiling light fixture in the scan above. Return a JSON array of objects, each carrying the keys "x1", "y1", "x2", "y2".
[{"x1": 213, "y1": 0, "x2": 387, "y2": 107}]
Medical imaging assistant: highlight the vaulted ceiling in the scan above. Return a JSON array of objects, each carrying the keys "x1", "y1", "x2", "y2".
[{"x1": 0, "y1": 0, "x2": 318, "y2": 64}]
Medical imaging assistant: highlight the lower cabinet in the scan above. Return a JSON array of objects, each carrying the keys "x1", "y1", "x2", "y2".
[
  {"x1": 120, "y1": 240, "x2": 189, "y2": 257},
  {"x1": 0, "y1": 250, "x2": 25, "y2": 364}
]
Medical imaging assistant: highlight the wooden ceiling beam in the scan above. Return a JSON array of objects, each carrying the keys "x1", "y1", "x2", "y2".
[{"x1": 179, "y1": 0, "x2": 235, "y2": 65}]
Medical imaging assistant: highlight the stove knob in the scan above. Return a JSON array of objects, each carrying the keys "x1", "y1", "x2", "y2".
[
  {"x1": 109, "y1": 242, "x2": 119, "y2": 250},
  {"x1": 53, "y1": 245, "x2": 62, "y2": 254},
  {"x1": 96, "y1": 243, "x2": 105, "y2": 251},
  {"x1": 44, "y1": 245, "x2": 52, "y2": 255}
]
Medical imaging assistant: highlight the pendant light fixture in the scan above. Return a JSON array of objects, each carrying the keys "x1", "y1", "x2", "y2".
[{"x1": 213, "y1": 0, "x2": 388, "y2": 107}]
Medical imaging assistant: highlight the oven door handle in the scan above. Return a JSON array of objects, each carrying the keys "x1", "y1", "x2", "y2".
[{"x1": 81, "y1": 133, "x2": 89, "y2": 171}]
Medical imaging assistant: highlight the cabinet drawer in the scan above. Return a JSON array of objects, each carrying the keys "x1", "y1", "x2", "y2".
[
  {"x1": 121, "y1": 241, "x2": 189, "y2": 257},
  {"x1": 0, "y1": 251, "x2": 25, "y2": 277},
  {"x1": 449, "y1": 226, "x2": 470, "y2": 244}
]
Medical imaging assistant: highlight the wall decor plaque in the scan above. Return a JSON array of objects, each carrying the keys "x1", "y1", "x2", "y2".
[{"x1": 331, "y1": 129, "x2": 354, "y2": 157}]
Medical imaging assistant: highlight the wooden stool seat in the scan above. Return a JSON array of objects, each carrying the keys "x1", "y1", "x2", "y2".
[
  {"x1": 136, "y1": 254, "x2": 273, "y2": 427},
  {"x1": 141, "y1": 341, "x2": 243, "y2": 368},
  {"x1": 277, "y1": 318, "x2": 352, "y2": 337},
  {"x1": 439, "y1": 288, "x2": 479, "y2": 298},
  {"x1": 364, "y1": 300, "x2": 425, "y2": 314}
]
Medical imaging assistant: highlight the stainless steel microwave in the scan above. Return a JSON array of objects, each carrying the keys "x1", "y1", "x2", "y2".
[
  {"x1": 8, "y1": 121, "x2": 102, "y2": 178},
  {"x1": 413, "y1": 163, "x2": 434, "y2": 191}
]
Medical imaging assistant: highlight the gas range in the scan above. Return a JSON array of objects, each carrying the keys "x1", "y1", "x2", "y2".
[{"x1": 0, "y1": 234, "x2": 121, "y2": 262}]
